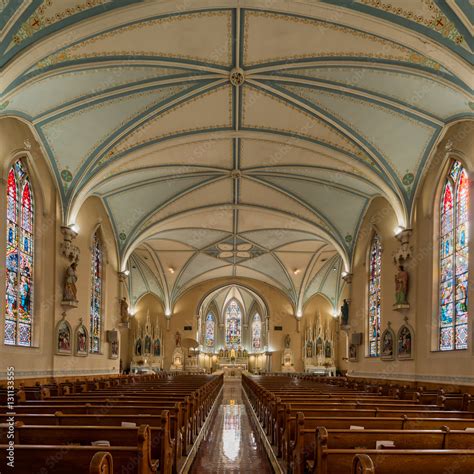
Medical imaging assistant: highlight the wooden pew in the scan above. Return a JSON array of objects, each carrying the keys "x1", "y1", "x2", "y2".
[
  {"x1": 317, "y1": 449, "x2": 474, "y2": 474},
  {"x1": 0, "y1": 418, "x2": 173, "y2": 473},
  {"x1": 299, "y1": 426, "x2": 474, "y2": 474}
]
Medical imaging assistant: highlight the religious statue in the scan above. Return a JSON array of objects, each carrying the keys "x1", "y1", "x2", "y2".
[
  {"x1": 324, "y1": 341, "x2": 332, "y2": 359},
  {"x1": 63, "y1": 261, "x2": 78, "y2": 303},
  {"x1": 135, "y1": 338, "x2": 142, "y2": 356},
  {"x1": 153, "y1": 338, "x2": 161, "y2": 357},
  {"x1": 306, "y1": 340, "x2": 313, "y2": 358},
  {"x1": 120, "y1": 297, "x2": 129, "y2": 324},
  {"x1": 237, "y1": 346, "x2": 242, "y2": 358},
  {"x1": 144, "y1": 335, "x2": 152, "y2": 354},
  {"x1": 395, "y1": 265, "x2": 409, "y2": 305},
  {"x1": 341, "y1": 299, "x2": 349, "y2": 326},
  {"x1": 219, "y1": 348, "x2": 224, "y2": 357},
  {"x1": 284, "y1": 334, "x2": 291, "y2": 349},
  {"x1": 175, "y1": 331, "x2": 181, "y2": 347},
  {"x1": 230, "y1": 347, "x2": 236, "y2": 360}
]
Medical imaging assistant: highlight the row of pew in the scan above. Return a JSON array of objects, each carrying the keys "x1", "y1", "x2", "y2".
[
  {"x1": 242, "y1": 373, "x2": 474, "y2": 474},
  {"x1": 0, "y1": 373, "x2": 223, "y2": 473}
]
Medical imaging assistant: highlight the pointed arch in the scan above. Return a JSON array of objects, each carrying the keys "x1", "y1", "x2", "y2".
[
  {"x1": 224, "y1": 298, "x2": 242, "y2": 348},
  {"x1": 4, "y1": 159, "x2": 35, "y2": 346},
  {"x1": 205, "y1": 311, "x2": 216, "y2": 348},
  {"x1": 439, "y1": 160, "x2": 469, "y2": 351},
  {"x1": 251, "y1": 312, "x2": 262, "y2": 352},
  {"x1": 90, "y1": 228, "x2": 104, "y2": 353},
  {"x1": 368, "y1": 233, "x2": 382, "y2": 357}
]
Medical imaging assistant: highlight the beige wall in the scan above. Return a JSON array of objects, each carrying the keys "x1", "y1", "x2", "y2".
[
  {"x1": 0, "y1": 118, "x2": 121, "y2": 382},
  {"x1": 343, "y1": 121, "x2": 474, "y2": 386}
]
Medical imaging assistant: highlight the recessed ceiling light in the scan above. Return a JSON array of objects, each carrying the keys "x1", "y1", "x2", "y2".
[
  {"x1": 293, "y1": 268, "x2": 301, "y2": 275},
  {"x1": 168, "y1": 267, "x2": 175, "y2": 274}
]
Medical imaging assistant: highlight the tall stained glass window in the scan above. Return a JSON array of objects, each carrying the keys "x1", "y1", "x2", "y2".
[
  {"x1": 225, "y1": 299, "x2": 242, "y2": 348},
  {"x1": 90, "y1": 230, "x2": 103, "y2": 353},
  {"x1": 368, "y1": 234, "x2": 382, "y2": 357},
  {"x1": 252, "y1": 313, "x2": 262, "y2": 351},
  {"x1": 205, "y1": 312, "x2": 215, "y2": 347},
  {"x1": 439, "y1": 160, "x2": 469, "y2": 351},
  {"x1": 5, "y1": 160, "x2": 34, "y2": 346}
]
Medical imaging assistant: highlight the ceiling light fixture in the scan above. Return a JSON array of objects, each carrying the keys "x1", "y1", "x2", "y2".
[
  {"x1": 168, "y1": 267, "x2": 175, "y2": 274},
  {"x1": 70, "y1": 223, "x2": 80, "y2": 234},
  {"x1": 394, "y1": 225, "x2": 404, "y2": 236},
  {"x1": 123, "y1": 270, "x2": 130, "y2": 276},
  {"x1": 293, "y1": 268, "x2": 301, "y2": 275}
]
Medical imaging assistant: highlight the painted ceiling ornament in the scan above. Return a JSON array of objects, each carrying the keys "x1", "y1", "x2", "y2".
[{"x1": 229, "y1": 67, "x2": 245, "y2": 86}]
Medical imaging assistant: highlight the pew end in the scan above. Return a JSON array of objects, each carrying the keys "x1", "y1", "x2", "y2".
[
  {"x1": 90, "y1": 451, "x2": 113, "y2": 474},
  {"x1": 352, "y1": 454, "x2": 375, "y2": 474}
]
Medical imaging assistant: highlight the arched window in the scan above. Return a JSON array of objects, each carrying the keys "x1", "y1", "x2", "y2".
[
  {"x1": 5, "y1": 160, "x2": 34, "y2": 346},
  {"x1": 225, "y1": 299, "x2": 242, "y2": 348},
  {"x1": 439, "y1": 160, "x2": 469, "y2": 351},
  {"x1": 90, "y1": 230, "x2": 103, "y2": 353},
  {"x1": 205, "y1": 312, "x2": 215, "y2": 347},
  {"x1": 252, "y1": 313, "x2": 262, "y2": 351},
  {"x1": 368, "y1": 234, "x2": 382, "y2": 357}
]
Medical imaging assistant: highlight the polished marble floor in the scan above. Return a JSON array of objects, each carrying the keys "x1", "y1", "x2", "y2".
[{"x1": 190, "y1": 379, "x2": 274, "y2": 473}]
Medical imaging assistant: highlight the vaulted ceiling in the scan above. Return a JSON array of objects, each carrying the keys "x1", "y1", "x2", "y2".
[{"x1": 0, "y1": 1, "x2": 472, "y2": 314}]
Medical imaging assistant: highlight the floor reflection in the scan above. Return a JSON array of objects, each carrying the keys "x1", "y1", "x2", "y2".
[
  {"x1": 190, "y1": 379, "x2": 274, "y2": 473},
  {"x1": 223, "y1": 402, "x2": 240, "y2": 461}
]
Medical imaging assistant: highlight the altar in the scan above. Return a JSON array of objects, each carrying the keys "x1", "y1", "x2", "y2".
[
  {"x1": 220, "y1": 363, "x2": 247, "y2": 378},
  {"x1": 304, "y1": 365, "x2": 337, "y2": 376}
]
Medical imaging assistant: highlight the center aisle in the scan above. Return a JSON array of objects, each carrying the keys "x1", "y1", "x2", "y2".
[{"x1": 190, "y1": 378, "x2": 274, "y2": 473}]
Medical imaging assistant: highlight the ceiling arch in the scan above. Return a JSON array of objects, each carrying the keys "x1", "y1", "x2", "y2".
[{"x1": 0, "y1": 1, "x2": 472, "y2": 317}]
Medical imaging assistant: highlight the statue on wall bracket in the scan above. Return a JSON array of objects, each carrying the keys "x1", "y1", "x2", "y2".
[
  {"x1": 341, "y1": 299, "x2": 350, "y2": 326},
  {"x1": 393, "y1": 229, "x2": 412, "y2": 311},
  {"x1": 62, "y1": 260, "x2": 79, "y2": 308}
]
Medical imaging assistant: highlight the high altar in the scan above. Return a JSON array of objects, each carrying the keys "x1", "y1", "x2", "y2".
[
  {"x1": 303, "y1": 315, "x2": 337, "y2": 376},
  {"x1": 130, "y1": 310, "x2": 164, "y2": 373}
]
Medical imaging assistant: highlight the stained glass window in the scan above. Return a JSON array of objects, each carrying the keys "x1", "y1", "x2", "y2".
[
  {"x1": 225, "y1": 299, "x2": 242, "y2": 348},
  {"x1": 252, "y1": 313, "x2": 262, "y2": 351},
  {"x1": 90, "y1": 231, "x2": 103, "y2": 353},
  {"x1": 205, "y1": 312, "x2": 215, "y2": 347},
  {"x1": 439, "y1": 161, "x2": 469, "y2": 351},
  {"x1": 5, "y1": 161, "x2": 34, "y2": 346},
  {"x1": 368, "y1": 234, "x2": 382, "y2": 357}
]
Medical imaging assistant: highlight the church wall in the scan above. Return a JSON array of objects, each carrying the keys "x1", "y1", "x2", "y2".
[
  {"x1": 52, "y1": 195, "x2": 121, "y2": 378},
  {"x1": 0, "y1": 118, "x2": 123, "y2": 383},
  {"x1": 345, "y1": 121, "x2": 474, "y2": 386},
  {"x1": 410, "y1": 121, "x2": 474, "y2": 385},
  {"x1": 0, "y1": 118, "x2": 58, "y2": 381}
]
